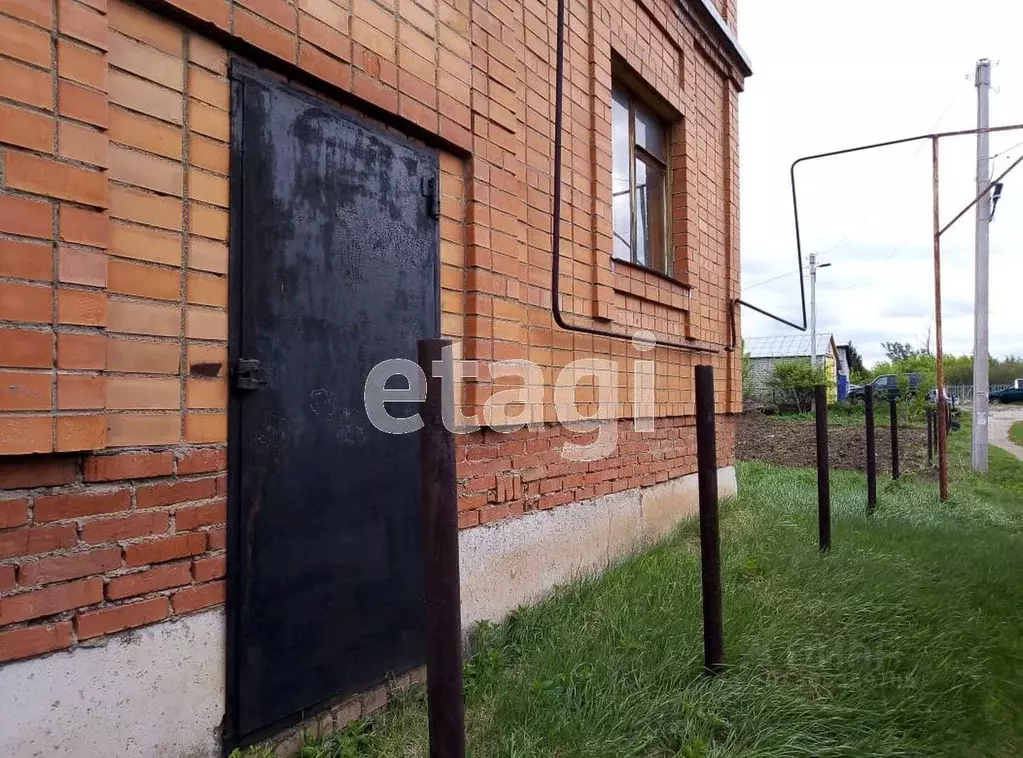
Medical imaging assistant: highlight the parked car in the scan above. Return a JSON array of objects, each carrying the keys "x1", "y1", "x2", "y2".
[
  {"x1": 847, "y1": 373, "x2": 922, "y2": 402},
  {"x1": 990, "y1": 381, "x2": 1023, "y2": 404}
]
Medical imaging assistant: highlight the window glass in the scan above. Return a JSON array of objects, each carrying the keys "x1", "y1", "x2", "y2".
[
  {"x1": 636, "y1": 155, "x2": 668, "y2": 273},
  {"x1": 611, "y1": 86, "x2": 632, "y2": 262},
  {"x1": 634, "y1": 103, "x2": 665, "y2": 160}
]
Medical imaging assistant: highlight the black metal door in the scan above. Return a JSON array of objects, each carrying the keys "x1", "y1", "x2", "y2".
[{"x1": 227, "y1": 64, "x2": 437, "y2": 743}]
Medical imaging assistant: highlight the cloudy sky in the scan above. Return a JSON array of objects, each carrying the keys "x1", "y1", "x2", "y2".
[{"x1": 738, "y1": 0, "x2": 1023, "y2": 366}]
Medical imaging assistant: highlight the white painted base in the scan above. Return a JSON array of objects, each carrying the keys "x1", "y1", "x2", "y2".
[
  {"x1": 0, "y1": 466, "x2": 736, "y2": 757},
  {"x1": 459, "y1": 466, "x2": 737, "y2": 627},
  {"x1": 0, "y1": 609, "x2": 224, "y2": 757}
]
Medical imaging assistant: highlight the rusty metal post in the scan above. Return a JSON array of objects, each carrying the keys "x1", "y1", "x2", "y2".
[
  {"x1": 927, "y1": 410, "x2": 934, "y2": 466},
  {"x1": 814, "y1": 384, "x2": 831, "y2": 551},
  {"x1": 932, "y1": 137, "x2": 950, "y2": 501},
  {"x1": 695, "y1": 365, "x2": 724, "y2": 674},
  {"x1": 890, "y1": 399, "x2": 900, "y2": 480},
  {"x1": 417, "y1": 339, "x2": 465, "y2": 758},
  {"x1": 865, "y1": 385, "x2": 877, "y2": 513}
]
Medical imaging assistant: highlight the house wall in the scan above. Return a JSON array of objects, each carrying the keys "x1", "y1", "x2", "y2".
[{"x1": 0, "y1": 0, "x2": 745, "y2": 753}]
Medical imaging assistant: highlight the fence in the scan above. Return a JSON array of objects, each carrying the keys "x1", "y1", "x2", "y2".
[{"x1": 946, "y1": 384, "x2": 1010, "y2": 405}]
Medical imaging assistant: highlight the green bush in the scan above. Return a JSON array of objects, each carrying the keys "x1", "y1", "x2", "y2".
[{"x1": 766, "y1": 359, "x2": 828, "y2": 413}]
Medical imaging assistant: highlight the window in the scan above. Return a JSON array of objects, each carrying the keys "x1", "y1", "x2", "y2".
[{"x1": 611, "y1": 83, "x2": 670, "y2": 275}]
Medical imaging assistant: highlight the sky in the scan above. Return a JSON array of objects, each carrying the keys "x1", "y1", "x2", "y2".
[{"x1": 737, "y1": 0, "x2": 1023, "y2": 366}]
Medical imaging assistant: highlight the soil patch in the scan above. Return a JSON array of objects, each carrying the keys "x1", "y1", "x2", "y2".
[{"x1": 737, "y1": 412, "x2": 934, "y2": 477}]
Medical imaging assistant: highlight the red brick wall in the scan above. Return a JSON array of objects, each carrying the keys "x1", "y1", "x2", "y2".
[{"x1": 0, "y1": 0, "x2": 745, "y2": 665}]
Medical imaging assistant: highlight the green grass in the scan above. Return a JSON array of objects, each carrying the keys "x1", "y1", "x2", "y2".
[
  {"x1": 1010, "y1": 421, "x2": 1023, "y2": 447},
  {"x1": 272, "y1": 423, "x2": 1023, "y2": 758}
]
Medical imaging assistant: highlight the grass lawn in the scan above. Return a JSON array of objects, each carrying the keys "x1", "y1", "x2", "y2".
[
  {"x1": 273, "y1": 421, "x2": 1023, "y2": 758},
  {"x1": 1010, "y1": 421, "x2": 1023, "y2": 447}
]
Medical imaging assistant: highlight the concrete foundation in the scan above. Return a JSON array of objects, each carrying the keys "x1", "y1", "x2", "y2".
[{"x1": 0, "y1": 465, "x2": 736, "y2": 757}]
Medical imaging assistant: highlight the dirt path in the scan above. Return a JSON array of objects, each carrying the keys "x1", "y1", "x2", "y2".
[
  {"x1": 736, "y1": 412, "x2": 933, "y2": 477},
  {"x1": 989, "y1": 405, "x2": 1023, "y2": 462}
]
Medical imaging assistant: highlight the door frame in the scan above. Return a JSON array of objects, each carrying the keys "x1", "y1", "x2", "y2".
[{"x1": 223, "y1": 59, "x2": 441, "y2": 752}]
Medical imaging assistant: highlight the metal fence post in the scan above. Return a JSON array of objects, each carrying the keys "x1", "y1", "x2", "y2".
[
  {"x1": 694, "y1": 365, "x2": 724, "y2": 675},
  {"x1": 814, "y1": 385, "x2": 831, "y2": 551},
  {"x1": 890, "y1": 399, "x2": 900, "y2": 480},
  {"x1": 865, "y1": 385, "x2": 877, "y2": 513},
  {"x1": 417, "y1": 339, "x2": 466, "y2": 758}
]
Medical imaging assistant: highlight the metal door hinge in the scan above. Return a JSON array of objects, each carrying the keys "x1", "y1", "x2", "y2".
[
  {"x1": 421, "y1": 176, "x2": 440, "y2": 219},
  {"x1": 231, "y1": 358, "x2": 267, "y2": 391}
]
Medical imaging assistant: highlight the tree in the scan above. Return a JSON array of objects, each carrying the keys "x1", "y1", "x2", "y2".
[
  {"x1": 844, "y1": 342, "x2": 865, "y2": 375},
  {"x1": 766, "y1": 359, "x2": 827, "y2": 413},
  {"x1": 741, "y1": 344, "x2": 754, "y2": 402},
  {"x1": 882, "y1": 341, "x2": 917, "y2": 363}
]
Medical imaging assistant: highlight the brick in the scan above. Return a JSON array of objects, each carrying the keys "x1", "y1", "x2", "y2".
[
  {"x1": 235, "y1": 7, "x2": 297, "y2": 62},
  {"x1": 0, "y1": 497, "x2": 28, "y2": 528},
  {"x1": 56, "y1": 414, "x2": 106, "y2": 451},
  {"x1": 80, "y1": 511, "x2": 169, "y2": 543},
  {"x1": 106, "y1": 562, "x2": 191, "y2": 600},
  {"x1": 0, "y1": 102, "x2": 54, "y2": 153},
  {"x1": 56, "y1": 373, "x2": 105, "y2": 409},
  {"x1": 190, "y1": 204, "x2": 228, "y2": 240},
  {"x1": 58, "y1": 121, "x2": 109, "y2": 168},
  {"x1": 109, "y1": 107, "x2": 183, "y2": 160},
  {"x1": 188, "y1": 99, "x2": 229, "y2": 142},
  {"x1": 5, "y1": 152, "x2": 107, "y2": 208},
  {"x1": 0, "y1": 416, "x2": 52, "y2": 454},
  {"x1": 192, "y1": 554, "x2": 225, "y2": 582},
  {"x1": 0, "y1": 0, "x2": 54, "y2": 28},
  {"x1": 0, "y1": 455, "x2": 75, "y2": 489},
  {"x1": 124, "y1": 532, "x2": 206, "y2": 567},
  {"x1": 60, "y1": 206, "x2": 110, "y2": 248},
  {"x1": 186, "y1": 272, "x2": 226, "y2": 307},
  {"x1": 188, "y1": 34, "x2": 228, "y2": 74},
  {"x1": 58, "y1": 247, "x2": 107, "y2": 287},
  {"x1": 171, "y1": 579, "x2": 224, "y2": 614},
  {"x1": 106, "y1": 299, "x2": 179, "y2": 337},
  {"x1": 0, "y1": 564, "x2": 14, "y2": 591},
  {"x1": 188, "y1": 170, "x2": 228, "y2": 207},
  {"x1": 238, "y1": 0, "x2": 297, "y2": 32},
  {"x1": 35, "y1": 488, "x2": 130, "y2": 522},
  {"x1": 188, "y1": 67, "x2": 229, "y2": 110},
  {"x1": 108, "y1": 70, "x2": 182, "y2": 125},
  {"x1": 186, "y1": 343, "x2": 226, "y2": 376},
  {"x1": 57, "y1": 289, "x2": 107, "y2": 326},
  {"x1": 18, "y1": 547, "x2": 121, "y2": 586},
  {"x1": 58, "y1": 0, "x2": 107, "y2": 49},
  {"x1": 189, "y1": 134, "x2": 228, "y2": 175},
  {"x1": 187, "y1": 237, "x2": 227, "y2": 274},
  {"x1": 105, "y1": 414, "x2": 179, "y2": 447},
  {"x1": 0, "y1": 239, "x2": 52, "y2": 282},
  {"x1": 0, "y1": 371, "x2": 50, "y2": 411},
  {"x1": 58, "y1": 39, "x2": 107, "y2": 90},
  {"x1": 105, "y1": 337, "x2": 178, "y2": 373},
  {"x1": 137, "y1": 478, "x2": 216, "y2": 509},
  {"x1": 84, "y1": 451, "x2": 173, "y2": 482},
  {"x1": 108, "y1": 0, "x2": 183, "y2": 55},
  {"x1": 176, "y1": 447, "x2": 225, "y2": 475},
  {"x1": 0, "y1": 13, "x2": 51, "y2": 67},
  {"x1": 0, "y1": 523, "x2": 76, "y2": 559},
  {"x1": 185, "y1": 308, "x2": 226, "y2": 340},
  {"x1": 57, "y1": 332, "x2": 105, "y2": 369},
  {"x1": 0, "y1": 577, "x2": 102, "y2": 625},
  {"x1": 0, "y1": 623, "x2": 73, "y2": 663},
  {"x1": 58, "y1": 80, "x2": 109, "y2": 129},
  {"x1": 109, "y1": 33, "x2": 184, "y2": 92},
  {"x1": 110, "y1": 220, "x2": 182, "y2": 265},
  {"x1": 185, "y1": 413, "x2": 226, "y2": 444},
  {"x1": 167, "y1": 0, "x2": 230, "y2": 30},
  {"x1": 108, "y1": 146, "x2": 183, "y2": 197},
  {"x1": 299, "y1": 44, "x2": 352, "y2": 90},
  {"x1": 105, "y1": 377, "x2": 179, "y2": 410},
  {"x1": 0, "y1": 329, "x2": 52, "y2": 369},
  {"x1": 76, "y1": 596, "x2": 169, "y2": 639},
  {"x1": 185, "y1": 379, "x2": 226, "y2": 409},
  {"x1": 207, "y1": 525, "x2": 225, "y2": 550},
  {"x1": 0, "y1": 57, "x2": 52, "y2": 110},
  {"x1": 175, "y1": 499, "x2": 225, "y2": 530},
  {"x1": 107, "y1": 259, "x2": 180, "y2": 301},
  {"x1": 0, "y1": 194, "x2": 53, "y2": 239},
  {"x1": 109, "y1": 185, "x2": 182, "y2": 231}
]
